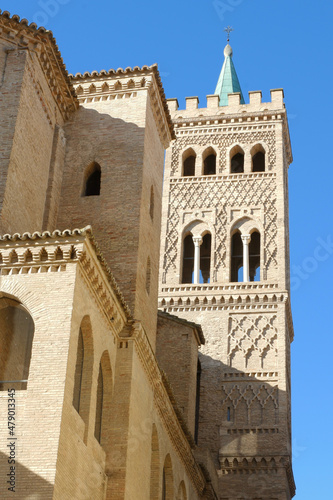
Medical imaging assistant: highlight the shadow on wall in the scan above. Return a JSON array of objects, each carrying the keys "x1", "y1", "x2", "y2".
[
  {"x1": 196, "y1": 352, "x2": 292, "y2": 498},
  {"x1": 0, "y1": 451, "x2": 53, "y2": 499}
]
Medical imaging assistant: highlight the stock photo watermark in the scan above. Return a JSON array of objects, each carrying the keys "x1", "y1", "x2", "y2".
[
  {"x1": 33, "y1": 0, "x2": 71, "y2": 26},
  {"x1": 291, "y1": 235, "x2": 333, "y2": 291},
  {"x1": 213, "y1": 0, "x2": 245, "y2": 22}
]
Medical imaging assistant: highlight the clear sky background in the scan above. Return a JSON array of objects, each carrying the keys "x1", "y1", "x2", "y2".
[{"x1": 2, "y1": 1, "x2": 332, "y2": 497}]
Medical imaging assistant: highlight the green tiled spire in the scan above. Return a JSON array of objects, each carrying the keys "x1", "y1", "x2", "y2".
[{"x1": 215, "y1": 44, "x2": 245, "y2": 106}]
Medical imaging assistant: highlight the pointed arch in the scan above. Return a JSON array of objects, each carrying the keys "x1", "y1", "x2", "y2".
[
  {"x1": 76, "y1": 85, "x2": 84, "y2": 95},
  {"x1": 182, "y1": 234, "x2": 194, "y2": 283},
  {"x1": 101, "y1": 82, "x2": 109, "y2": 93},
  {"x1": 114, "y1": 80, "x2": 122, "y2": 90},
  {"x1": 230, "y1": 145, "x2": 245, "y2": 173},
  {"x1": 0, "y1": 296, "x2": 34, "y2": 390},
  {"x1": 177, "y1": 481, "x2": 187, "y2": 500},
  {"x1": 202, "y1": 146, "x2": 217, "y2": 175},
  {"x1": 182, "y1": 148, "x2": 196, "y2": 177},
  {"x1": 150, "y1": 424, "x2": 160, "y2": 500},
  {"x1": 73, "y1": 316, "x2": 94, "y2": 443},
  {"x1": 251, "y1": 144, "x2": 266, "y2": 172},
  {"x1": 94, "y1": 350, "x2": 113, "y2": 449},
  {"x1": 162, "y1": 454, "x2": 174, "y2": 500},
  {"x1": 127, "y1": 79, "x2": 135, "y2": 89},
  {"x1": 231, "y1": 230, "x2": 243, "y2": 282},
  {"x1": 83, "y1": 161, "x2": 101, "y2": 196},
  {"x1": 89, "y1": 83, "x2": 96, "y2": 93}
]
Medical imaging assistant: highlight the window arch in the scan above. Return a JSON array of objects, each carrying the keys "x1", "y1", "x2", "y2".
[
  {"x1": 231, "y1": 231, "x2": 243, "y2": 282},
  {"x1": 83, "y1": 162, "x2": 101, "y2": 196},
  {"x1": 150, "y1": 424, "x2": 160, "y2": 500},
  {"x1": 73, "y1": 316, "x2": 94, "y2": 443},
  {"x1": 162, "y1": 455, "x2": 174, "y2": 500},
  {"x1": 94, "y1": 350, "x2": 112, "y2": 448},
  {"x1": 249, "y1": 231, "x2": 261, "y2": 281},
  {"x1": 200, "y1": 233, "x2": 211, "y2": 283},
  {"x1": 230, "y1": 146, "x2": 245, "y2": 173},
  {"x1": 182, "y1": 234, "x2": 194, "y2": 283},
  {"x1": 203, "y1": 147, "x2": 216, "y2": 175},
  {"x1": 251, "y1": 144, "x2": 266, "y2": 172},
  {"x1": 0, "y1": 296, "x2": 34, "y2": 390},
  {"x1": 177, "y1": 481, "x2": 187, "y2": 500},
  {"x1": 182, "y1": 148, "x2": 196, "y2": 177}
]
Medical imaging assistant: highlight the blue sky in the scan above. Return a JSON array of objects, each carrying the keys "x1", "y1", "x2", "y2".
[{"x1": 2, "y1": 0, "x2": 333, "y2": 497}]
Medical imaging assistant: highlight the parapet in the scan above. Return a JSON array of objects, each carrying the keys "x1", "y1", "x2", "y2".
[{"x1": 167, "y1": 88, "x2": 285, "y2": 119}]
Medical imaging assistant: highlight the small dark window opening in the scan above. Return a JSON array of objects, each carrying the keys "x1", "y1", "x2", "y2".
[
  {"x1": 94, "y1": 363, "x2": 104, "y2": 443},
  {"x1": 249, "y1": 232, "x2": 260, "y2": 281},
  {"x1": 194, "y1": 359, "x2": 201, "y2": 444},
  {"x1": 203, "y1": 154, "x2": 216, "y2": 175},
  {"x1": 182, "y1": 235, "x2": 194, "y2": 283},
  {"x1": 200, "y1": 234, "x2": 211, "y2": 283},
  {"x1": 231, "y1": 153, "x2": 244, "y2": 173},
  {"x1": 252, "y1": 151, "x2": 265, "y2": 172},
  {"x1": 149, "y1": 186, "x2": 154, "y2": 220},
  {"x1": 183, "y1": 155, "x2": 195, "y2": 176},
  {"x1": 231, "y1": 232, "x2": 243, "y2": 282},
  {"x1": 73, "y1": 329, "x2": 84, "y2": 413},
  {"x1": 227, "y1": 407, "x2": 231, "y2": 421},
  {"x1": 84, "y1": 165, "x2": 101, "y2": 196}
]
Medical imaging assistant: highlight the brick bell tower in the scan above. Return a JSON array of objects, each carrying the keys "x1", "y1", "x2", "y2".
[{"x1": 159, "y1": 39, "x2": 295, "y2": 499}]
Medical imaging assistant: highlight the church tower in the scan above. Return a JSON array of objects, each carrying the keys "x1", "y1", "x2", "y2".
[{"x1": 159, "y1": 40, "x2": 295, "y2": 499}]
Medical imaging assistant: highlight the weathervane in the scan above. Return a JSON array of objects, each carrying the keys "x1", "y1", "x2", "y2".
[{"x1": 224, "y1": 26, "x2": 234, "y2": 43}]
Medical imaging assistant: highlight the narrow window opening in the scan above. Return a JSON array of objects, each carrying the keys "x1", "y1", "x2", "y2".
[
  {"x1": 94, "y1": 363, "x2": 104, "y2": 443},
  {"x1": 183, "y1": 156, "x2": 195, "y2": 176},
  {"x1": 84, "y1": 163, "x2": 101, "y2": 196},
  {"x1": 227, "y1": 407, "x2": 231, "y2": 421},
  {"x1": 182, "y1": 235, "x2": 194, "y2": 283},
  {"x1": 146, "y1": 257, "x2": 151, "y2": 294},
  {"x1": 73, "y1": 329, "x2": 84, "y2": 413},
  {"x1": 149, "y1": 185, "x2": 154, "y2": 221},
  {"x1": 231, "y1": 232, "x2": 243, "y2": 282},
  {"x1": 252, "y1": 151, "x2": 265, "y2": 172},
  {"x1": 194, "y1": 360, "x2": 201, "y2": 444},
  {"x1": 231, "y1": 152, "x2": 244, "y2": 173},
  {"x1": 203, "y1": 154, "x2": 216, "y2": 175},
  {"x1": 249, "y1": 232, "x2": 260, "y2": 281},
  {"x1": 162, "y1": 468, "x2": 166, "y2": 500},
  {"x1": 200, "y1": 234, "x2": 211, "y2": 283}
]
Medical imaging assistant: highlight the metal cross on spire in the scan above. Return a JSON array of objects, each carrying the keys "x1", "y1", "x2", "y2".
[{"x1": 224, "y1": 26, "x2": 234, "y2": 43}]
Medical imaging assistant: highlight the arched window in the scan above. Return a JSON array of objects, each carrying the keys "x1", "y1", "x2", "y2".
[
  {"x1": 231, "y1": 231, "x2": 243, "y2": 282},
  {"x1": 0, "y1": 297, "x2": 34, "y2": 391},
  {"x1": 150, "y1": 424, "x2": 160, "y2": 500},
  {"x1": 182, "y1": 149, "x2": 196, "y2": 177},
  {"x1": 251, "y1": 145, "x2": 266, "y2": 172},
  {"x1": 95, "y1": 363, "x2": 103, "y2": 443},
  {"x1": 177, "y1": 481, "x2": 187, "y2": 500},
  {"x1": 230, "y1": 146, "x2": 245, "y2": 173},
  {"x1": 83, "y1": 162, "x2": 101, "y2": 196},
  {"x1": 73, "y1": 328, "x2": 84, "y2": 413},
  {"x1": 149, "y1": 185, "x2": 154, "y2": 220},
  {"x1": 72, "y1": 316, "x2": 94, "y2": 443},
  {"x1": 146, "y1": 257, "x2": 151, "y2": 294},
  {"x1": 200, "y1": 233, "x2": 211, "y2": 283},
  {"x1": 162, "y1": 455, "x2": 174, "y2": 500},
  {"x1": 182, "y1": 235, "x2": 194, "y2": 283},
  {"x1": 203, "y1": 148, "x2": 216, "y2": 175},
  {"x1": 94, "y1": 351, "x2": 112, "y2": 448},
  {"x1": 249, "y1": 231, "x2": 260, "y2": 281}
]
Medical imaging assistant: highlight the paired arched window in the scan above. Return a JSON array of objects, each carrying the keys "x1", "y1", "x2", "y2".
[
  {"x1": 181, "y1": 231, "x2": 211, "y2": 284},
  {"x1": 230, "y1": 146, "x2": 245, "y2": 173},
  {"x1": 251, "y1": 145, "x2": 266, "y2": 172},
  {"x1": 203, "y1": 148, "x2": 217, "y2": 175},
  {"x1": 182, "y1": 149, "x2": 196, "y2": 177},
  {"x1": 83, "y1": 162, "x2": 101, "y2": 196},
  {"x1": 0, "y1": 297, "x2": 34, "y2": 390},
  {"x1": 231, "y1": 230, "x2": 261, "y2": 282}
]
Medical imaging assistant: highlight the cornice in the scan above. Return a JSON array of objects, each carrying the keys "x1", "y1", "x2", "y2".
[{"x1": 0, "y1": 10, "x2": 78, "y2": 120}]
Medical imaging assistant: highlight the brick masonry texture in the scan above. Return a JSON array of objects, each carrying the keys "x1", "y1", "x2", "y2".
[{"x1": 0, "y1": 10, "x2": 294, "y2": 500}]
